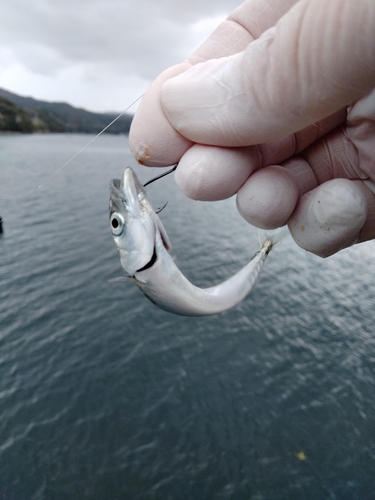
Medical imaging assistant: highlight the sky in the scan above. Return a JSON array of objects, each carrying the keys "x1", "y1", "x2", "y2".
[{"x1": 0, "y1": 0, "x2": 241, "y2": 113}]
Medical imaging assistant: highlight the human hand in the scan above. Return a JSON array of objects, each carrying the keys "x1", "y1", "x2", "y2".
[{"x1": 129, "y1": 0, "x2": 375, "y2": 257}]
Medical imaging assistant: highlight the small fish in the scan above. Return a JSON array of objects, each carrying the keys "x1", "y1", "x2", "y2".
[{"x1": 109, "y1": 167, "x2": 287, "y2": 316}]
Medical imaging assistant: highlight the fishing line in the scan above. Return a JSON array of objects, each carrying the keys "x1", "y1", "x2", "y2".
[
  {"x1": 37, "y1": 94, "x2": 144, "y2": 190},
  {"x1": 1, "y1": 93, "x2": 144, "y2": 209}
]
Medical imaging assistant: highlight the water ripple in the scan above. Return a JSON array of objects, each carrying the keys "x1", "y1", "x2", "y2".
[{"x1": 0, "y1": 134, "x2": 374, "y2": 499}]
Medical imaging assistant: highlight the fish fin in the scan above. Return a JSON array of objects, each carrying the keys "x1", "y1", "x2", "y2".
[
  {"x1": 258, "y1": 226, "x2": 289, "y2": 249},
  {"x1": 155, "y1": 216, "x2": 172, "y2": 252},
  {"x1": 108, "y1": 276, "x2": 134, "y2": 283}
]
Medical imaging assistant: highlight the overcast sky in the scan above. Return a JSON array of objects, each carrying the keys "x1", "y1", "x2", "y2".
[{"x1": 0, "y1": 0, "x2": 241, "y2": 113}]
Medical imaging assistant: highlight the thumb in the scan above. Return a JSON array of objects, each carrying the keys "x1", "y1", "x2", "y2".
[{"x1": 161, "y1": 0, "x2": 375, "y2": 147}]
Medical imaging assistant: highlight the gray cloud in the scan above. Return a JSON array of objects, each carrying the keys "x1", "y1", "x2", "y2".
[{"x1": 0, "y1": 0, "x2": 241, "y2": 110}]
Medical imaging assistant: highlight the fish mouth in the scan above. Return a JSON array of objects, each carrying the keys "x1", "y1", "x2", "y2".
[
  {"x1": 122, "y1": 167, "x2": 148, "y2": 211},
  {"x1": 109, "y1": 178, "x2": 123, "y2": 200},
  {"x1": 110, "y1": 168, "x2": 145, "y2": 206}
]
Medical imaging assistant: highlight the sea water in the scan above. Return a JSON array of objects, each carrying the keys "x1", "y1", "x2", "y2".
[{"x1": 0, "y1": 133, "x2": 374, "y2": 499}]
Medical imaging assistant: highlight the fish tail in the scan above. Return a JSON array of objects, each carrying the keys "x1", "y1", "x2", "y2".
[{"x1": 258, "y1": 226, "x2": 289, "y2": 253}]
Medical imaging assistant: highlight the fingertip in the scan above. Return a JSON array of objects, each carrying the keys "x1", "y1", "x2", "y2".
[
  {"x1": 236, "y1": 166, "x2": 299, "y2": 229},
  {"x1": 288, "y1": 179, "x2": 368, "y2": 257},
  {"x1": 175, "y1": 145, "x2": 256, "y2": 201},
  {"x1": 129, "y1": 63, "x2": 193, "y2": 167}
]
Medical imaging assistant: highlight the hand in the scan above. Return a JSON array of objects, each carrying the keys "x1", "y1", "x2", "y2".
[{"x1": 129, "y1": 0, "x2": 375, "y2": 257}]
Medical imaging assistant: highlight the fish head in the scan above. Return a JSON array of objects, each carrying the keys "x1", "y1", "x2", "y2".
[{"x1": 109, "y1": 167, "x2": 170, "y2": 276}]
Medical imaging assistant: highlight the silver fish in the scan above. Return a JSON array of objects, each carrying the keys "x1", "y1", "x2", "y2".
[{"x1": 109, "y1": 167, "x2": 287, "y2": 316}]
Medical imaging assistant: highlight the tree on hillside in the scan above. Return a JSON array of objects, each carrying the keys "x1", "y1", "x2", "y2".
[{"x1": 0, "y1": 97, "x2": 34, "y2": 132}]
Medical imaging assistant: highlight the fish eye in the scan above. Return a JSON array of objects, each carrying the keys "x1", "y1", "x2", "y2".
[{"x1": 110, "y1": 212, "x2": 125, "y2": 236}]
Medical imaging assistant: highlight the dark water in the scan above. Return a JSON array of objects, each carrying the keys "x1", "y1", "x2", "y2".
[{"x1": 0, "y1": 133, "x2": 374, "y2": 500}]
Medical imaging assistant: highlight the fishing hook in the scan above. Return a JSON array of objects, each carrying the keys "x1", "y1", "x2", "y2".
[
  {"x1": 156, "y1": 202, "x2": 168, "y2": 214},
  {"x1": 143, "y1": 164, "x2": 177, "y2": 187}
]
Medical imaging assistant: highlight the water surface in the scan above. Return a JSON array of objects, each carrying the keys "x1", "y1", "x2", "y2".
[{"x1": 0, "y1": 134, "x2": 374, "y2": 499}]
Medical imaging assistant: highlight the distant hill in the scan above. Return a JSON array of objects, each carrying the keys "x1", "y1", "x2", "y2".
[
  {"x1": 0, "y1": 96, "x2": 35, "y2": 133},
  {"x1": 0, "y1": 88, "x2": 133, "y2": 134}
]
